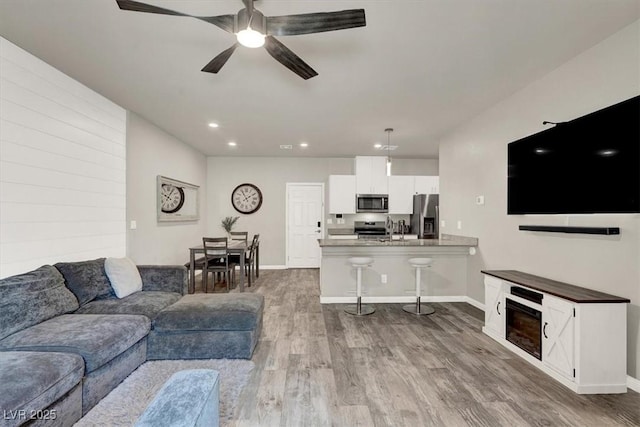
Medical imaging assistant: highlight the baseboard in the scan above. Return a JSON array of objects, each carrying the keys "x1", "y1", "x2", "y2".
[
  {"x1": 465, "y1": 297, "x2": 485, "y2": 311},
  {"x1": 259, "y1": 265, "x2": 287, "y2": 270},
  {"x1": 320, "y1": 295, "x2": 471, "y2": 304},
  {"x1": 627, "y1": 375, "x2": 640, "y2": 393}
]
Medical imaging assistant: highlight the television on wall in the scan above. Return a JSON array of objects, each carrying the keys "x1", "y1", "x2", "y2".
[{"x1": 507, "y1": 95, "x2": 640, "y2": 215}]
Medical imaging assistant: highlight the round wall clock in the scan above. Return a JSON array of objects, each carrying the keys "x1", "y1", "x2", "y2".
[
  {"x1": 231, "y1": 183, "x2": 263, "y2": 214},
  {"x1": 160, "y1": 183, "x2": 185, "y2": 213}
]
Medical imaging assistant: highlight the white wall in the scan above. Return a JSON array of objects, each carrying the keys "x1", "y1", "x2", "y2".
[
  {"x1": 126, "y1": 112, "x2": 207, "y2": 265},
  {"x1": 438, "y1": 22, "x2": 640, "y2": 377},
  {"x1": 207, "y1": 157, "x2": 438, "y2": 266},
  {"x1": 0, "y1": 37, "x2": 126, "y2": 278}
]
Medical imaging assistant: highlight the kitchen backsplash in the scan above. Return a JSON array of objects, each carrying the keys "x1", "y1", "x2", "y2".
[{"x1": 327, "y1": 213, "x2": 410, "y2": 228}]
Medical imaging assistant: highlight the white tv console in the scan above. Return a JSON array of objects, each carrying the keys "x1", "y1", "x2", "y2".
[{"x1": 481, "y1": 270, "x2": 629, "y2": 394}]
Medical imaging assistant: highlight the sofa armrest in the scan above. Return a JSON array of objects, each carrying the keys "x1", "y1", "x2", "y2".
[{"x1": 137, "y1": 266, "x2": 187, "y2": 295}]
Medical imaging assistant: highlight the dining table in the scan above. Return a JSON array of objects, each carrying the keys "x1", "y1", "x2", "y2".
[{"x1": 188, "y1": 239, "x2": 259, "y2": 294}]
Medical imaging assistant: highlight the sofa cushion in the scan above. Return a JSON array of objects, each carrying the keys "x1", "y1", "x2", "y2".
[
  {"x1": 55, "y1": 258, "x2": 115, "y2": 303},
  {"x1": 105, "y1": 257, "x2": 143, "y2": 298},
  {"x1": 0, "y1": 351, "x2": 84, "y2": 425},
  {"x1": 139, "y1": 265, "x2": 188, "y2": 295},
  {"x1": 0, "y1": 314, "x2": 150, "y2": 373},
  {"x1": 75, "y1": 291, "x2": 182, "y2": 320},
  {"x1": 0, "y1": 265, "x2": 79, "y2": 341},
  {"x1": 153, "y1": 294, "x2": 264, "y2": 332}
]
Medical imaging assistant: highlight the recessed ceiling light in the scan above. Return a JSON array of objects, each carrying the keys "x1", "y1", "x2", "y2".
[
  {"x1": 228, "y1": 141, "x2": 237, "y2": 147},
  {"x1": 300, "y1": 142, "x2": 309, "y2": 148},
  {"x1": 208, "y1": 122, "x2": 219, "y2": 128},
  {"x1": 374, "y1": 143, "x2": 382, "y2": 149},
  {"x1": 598, "y1": 149, "x2": 618, "y2": 157},
  {"x1": 279, "y1": 145, "x2": 293, "y2": 150}
]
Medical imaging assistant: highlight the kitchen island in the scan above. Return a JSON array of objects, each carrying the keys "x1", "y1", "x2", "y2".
[{"x1": 318, "y1": 234, "x2": 478, "y2": 303}]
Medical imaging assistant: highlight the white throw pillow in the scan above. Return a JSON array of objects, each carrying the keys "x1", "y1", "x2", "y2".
[{"x1": 105, "y1": 257, "x2": 143, "y2": 298}]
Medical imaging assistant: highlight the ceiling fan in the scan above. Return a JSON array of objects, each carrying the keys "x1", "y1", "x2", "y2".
[{"x1": 116, "y1": 0, "x2": 366, "y2": 79}]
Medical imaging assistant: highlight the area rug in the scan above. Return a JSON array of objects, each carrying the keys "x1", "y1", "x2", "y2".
[{"x1": 75, "y1": 359, "x2": 254, "y2": 427}]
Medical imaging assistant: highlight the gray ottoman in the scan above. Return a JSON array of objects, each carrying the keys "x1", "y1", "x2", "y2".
[
  {"x1": 147, "y1": 294, "x2": 264, "y2": 360},
  {"x1": 135, "y1": 369, "x2": 219, "y2": 427}
]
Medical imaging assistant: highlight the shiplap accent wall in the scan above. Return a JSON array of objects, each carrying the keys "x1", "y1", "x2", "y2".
[{"x1": 0, "y1": 37, "x2": 127, "y2": 278}]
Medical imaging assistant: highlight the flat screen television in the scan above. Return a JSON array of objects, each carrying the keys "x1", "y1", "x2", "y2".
[{"x1": 508, "y1": 95, "x2": 640, "y2": 215}]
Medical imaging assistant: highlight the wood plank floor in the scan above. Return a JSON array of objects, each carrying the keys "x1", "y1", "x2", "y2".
[{"x1": 199, "y1": 269, "x2": 640, "y2": 426}]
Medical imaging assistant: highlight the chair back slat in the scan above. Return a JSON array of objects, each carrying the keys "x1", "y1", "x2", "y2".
[
  {"x1": 230, "y1": 231, "x2": 248, "y2": 244},
  {"x1": 203, "y1": 237, "x2": 228, "y2": 261}
]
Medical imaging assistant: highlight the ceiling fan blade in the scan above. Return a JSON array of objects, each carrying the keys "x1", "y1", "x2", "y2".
[
  {"x1": 116, "y1": 0, "x2": 235, "y2": 33},
  {"x1": 266, "y1": 9, "x2": 366, "y2": 36},
  {"x1": 201, "y1": 44, "x2": 239, "y2": 74},
  {"x1": 116, "y1": 0, "x2": 188, "y2": 16},
  {"x1": 264, "y1": 36, "x2": 318, "y2": 80}
]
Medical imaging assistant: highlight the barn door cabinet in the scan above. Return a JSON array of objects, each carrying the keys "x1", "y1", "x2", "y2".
[
  {"x1": 483, "y1": 275, "x2": 507, "y2": 337},
  {"x1": 481, "y1": 270, "x2": 629, "y2": 394}
]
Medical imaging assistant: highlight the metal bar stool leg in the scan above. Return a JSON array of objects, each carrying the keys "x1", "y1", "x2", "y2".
[
  {"x1": 345, "y1": 258, "x2": 375, "y2": 316},
  {"x1": 403, "y1": 258, "x2": 435, "y2": 315}
]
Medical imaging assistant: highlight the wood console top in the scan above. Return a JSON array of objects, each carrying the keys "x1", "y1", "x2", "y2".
[{"x1": 481, "y1": 270, "x2": 630, "y2": 304}]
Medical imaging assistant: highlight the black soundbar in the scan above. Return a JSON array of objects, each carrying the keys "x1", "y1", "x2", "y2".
[{"x1": 519, "y1": 225, "x2": 620, "y2": 235}]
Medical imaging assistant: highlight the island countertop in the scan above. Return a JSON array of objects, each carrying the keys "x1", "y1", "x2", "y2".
[
  {"x1": 318, "y1": 234, "x2": 478, "y2": 247},
  {"x1": 318, "y1": 234, "x2": 477, "y2": 302}
]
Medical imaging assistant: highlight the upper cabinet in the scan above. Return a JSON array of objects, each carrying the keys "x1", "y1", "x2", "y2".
[
  {"x1": 328, "y1": 175, "x2": 356, "y2": 214},
  {"x1": 388, "y1": 176, "x2": 415, "y2": 214},
  {"x1": 355, "y1": 156, "x2": 388, "y2": 194},
  {"x1": 414, "y1": 175, "x2": 439, "y2": 194}
]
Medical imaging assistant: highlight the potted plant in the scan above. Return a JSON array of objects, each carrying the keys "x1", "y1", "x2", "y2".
[{"x1": 221, "y1": 216, "x2": 239, "y2": 238}]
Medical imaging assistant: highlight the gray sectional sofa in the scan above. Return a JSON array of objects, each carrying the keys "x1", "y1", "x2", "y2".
[{"x1": 0, "y1": 259, "x2": 263, "y2": 427}]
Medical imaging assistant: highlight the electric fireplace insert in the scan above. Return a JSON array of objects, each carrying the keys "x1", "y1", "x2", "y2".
[{"x1": 505, "y1": 288, "x2": 543, "y2": 360}]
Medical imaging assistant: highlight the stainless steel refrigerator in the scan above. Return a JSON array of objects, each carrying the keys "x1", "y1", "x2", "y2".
[{"x1": 411, "y1": 194, "x2": 439, "y2": 239}]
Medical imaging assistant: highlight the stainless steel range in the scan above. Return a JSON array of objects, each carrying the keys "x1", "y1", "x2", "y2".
[{"x1": 354, "y1": 221, "x2": 386, "y2": 239}]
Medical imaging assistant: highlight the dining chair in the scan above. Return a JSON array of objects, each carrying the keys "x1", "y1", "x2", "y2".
[
  {"x1": 245, "y1": 234, "x2": 260, "y2": 286},
  {"x1": 229, "y1": 233, "x2": 259, "y2": 286},
  {"x1": 202, "y1": 237, "x2": 236, "y2": 293},
  {"x1": 229, "y1": 231, "x2": 248, "y2": 244}
]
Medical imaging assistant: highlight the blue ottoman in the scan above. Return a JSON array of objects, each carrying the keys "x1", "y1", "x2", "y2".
[
  {"x1": 135, "y1": 369, "x2": 219, "y2": 427},
  {"x1": 147, "y1": 294, "x2": 264, "y2": 360}
]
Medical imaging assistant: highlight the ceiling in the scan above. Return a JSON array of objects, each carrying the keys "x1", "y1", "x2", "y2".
[{"x1": 0, "y1": 1, "x2": 638, "y2": 158}]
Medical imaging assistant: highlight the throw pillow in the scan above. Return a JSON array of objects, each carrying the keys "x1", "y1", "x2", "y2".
[
  {"x1": 105, "y1": 257, "x2": 143, "y2": 298},
  {"x1": 55, "y1": 259, "x2": 112, "y2": 306}
]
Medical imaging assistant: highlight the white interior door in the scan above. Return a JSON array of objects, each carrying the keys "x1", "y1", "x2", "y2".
[{"x1": 286, "y1": 183, "x2": 324, "y2": 268}]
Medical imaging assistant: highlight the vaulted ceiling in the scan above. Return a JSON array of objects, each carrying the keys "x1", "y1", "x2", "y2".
[{"x1": 1, "y1": 1, "x2": 638, "y2": 157}]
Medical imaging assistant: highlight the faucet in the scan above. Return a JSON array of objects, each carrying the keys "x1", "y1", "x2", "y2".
[
  {"x1": 385, "y1": 216, "x2": 394, "y2": 241},
  {"x1": 398, "y1": 219, "x2": 406, "y2": 240}
]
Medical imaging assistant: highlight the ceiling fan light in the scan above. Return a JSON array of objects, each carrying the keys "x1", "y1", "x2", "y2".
[{"x1": 236, "y1": 27, "x2": 265, "y2": 48}]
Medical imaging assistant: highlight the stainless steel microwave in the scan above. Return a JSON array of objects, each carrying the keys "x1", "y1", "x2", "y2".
[{"x1": 356, "y1": 194, "x2": 388, "y2": 213}]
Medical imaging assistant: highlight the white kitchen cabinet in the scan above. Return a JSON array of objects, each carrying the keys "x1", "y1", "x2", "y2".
[
  {"x1": 483, "y1": 275, "x2": 506, "y2": 337},
  {"x1": 414, "y1": 176, "x2": 439, "y2": 194},
  {"x1": 481, "y1": 271, "x2": 628, "y2": 394},
  {"x1": 388, "y1": 176, "x2": 415, "y2": 214},
  {"x1": 328, "y1": 175, "x2": 356, "y2": 214},
  {"x1": 355, "y1": 156, "x2": 388, "y2": 194},
  {"x1": 542, "y1": 295, "x2": 575, "y2": 380}
]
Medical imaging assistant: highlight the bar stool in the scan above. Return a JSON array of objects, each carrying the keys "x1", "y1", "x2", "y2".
[
  {"x1": 345, "y1": 257, "x2": 375, "y2": 316},
  {"x1": 403, "y1": 258, "x2": 435, "y2": 315}
]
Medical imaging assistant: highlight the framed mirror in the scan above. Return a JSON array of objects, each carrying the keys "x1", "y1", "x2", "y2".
[{"x1": 157, "y1": 175, "x2": 199, "y2": 222}]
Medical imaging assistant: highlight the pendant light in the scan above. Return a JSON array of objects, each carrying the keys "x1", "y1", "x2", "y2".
[{"x1": 385, "y1": 128, "x2": 393, "y2": 176}]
